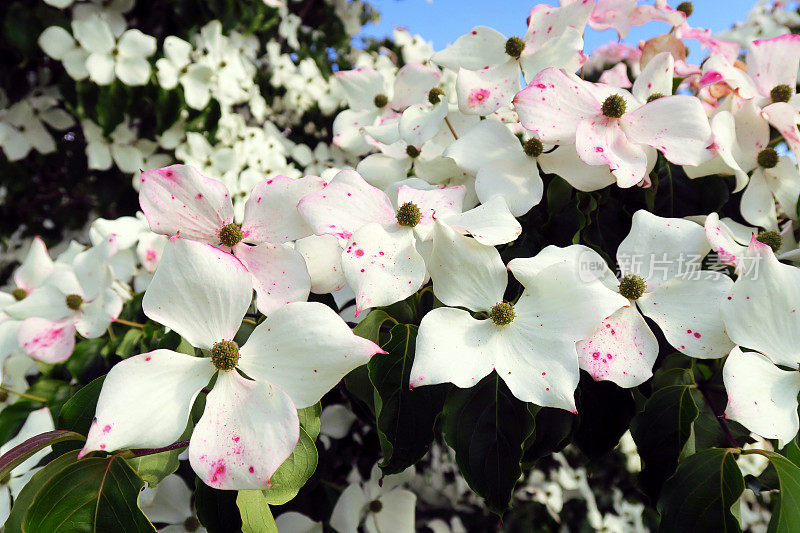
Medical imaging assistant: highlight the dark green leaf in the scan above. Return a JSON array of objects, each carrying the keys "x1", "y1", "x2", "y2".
[
  {"x1": 23, "y1": 455, "x2": 156, "y2": 532},
  {"x1": 522, "y1": 407, "x2": 574, "y2": 465},
  {"x1": 757, "y1": 451, "x2": 800, "y2": 533},
  {"x1": 0, "y1": 430, "x2": 84, "y2": 481},
  {"x1": 631, "y1": 384, "x2": 699, "y2": 500},
  {"x1": 442, "y1": 373, "x2": 535, "y2": 514},
  {"x1": 126, "y1": 449, "x2": 181, "y2": 488},
  {"x1": 658, "y1": 448, "x2": 744, "y2": 532},
  {"x1": 368, "y1": 324, "x2": 447, "y2": 475},
  {"x1": 54, "y1": 376, "x2": 105, "y2": 454},
  {"x1": 195, "y1": 477, "x2": 243, "y2": 533},
  {"x1": 573, "y1": 375, "x2": 635, "y2": 461}
]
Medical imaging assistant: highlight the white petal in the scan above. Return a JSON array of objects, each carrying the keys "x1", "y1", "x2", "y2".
[
  {"x1": 356, "y1": 154, "x2": 412, "y2": 191},
  {"x1": 705, "y1": 212, "x2": 748, "y2": 267},
  {"x1": 721, "y1": 237, "x2": 800, "y2": 368},
  {"x1": 741, "y1": 168, "x2": 778, "y2": 230},
  {"x1": 409, "y1": 307, "x2": 499, "y2": 389},
  {"x1": 396, "y1": 185, "x2": 465, "y2": 241},
  {"x1": 330, "y1": 484, "x2": 368, "y2": 533},
  {"x1": 391, "y1": 63, "x2": 441, "y2": 110},
  {"x1": 189, "y1": 370, "x2": 299, "y2": 490},
  {"x1": 746, "y1": 34, "x2": 800, "y2": 97},
  {"x1": 475, "y1": 154, "x2": 542, "y2": 217},
  {"x1": 370, "y1": 489, "x2": 417, "y2": 533},
  {"x1": 143, "y1": 238, "x2": 252, "y2": 349},
  {"x1": 639, "y1": 273, "x2": 735, "y2": 359},
  {"x1": 86, "y1": 53, "x2": 116, "y2": 85},
  {"x1": 241, "y1": 175, "x2": 325, "y2": 244},
  {"x1": 431, "y1": 26, "x2": 508, "y2": 71},
  {"x1": 238, "y1": 302, "x2": 381, "y2": 409},
  {"x1": 80, "y1": 350, "x2": 215, "y2": 454},
  {"x1": 294, "y1": 234, "x2": 346, "y2": 294},
  {"x1": 75, "y1": 287, "x2": 122, "y2": 338},
  {"x1": 519, "y1": 26, "x2": 585, "y2": 79},
  {"x1": 72, "y1": 15, "x2": 114, "y2": 54},
  {"x1": 576, "y1": 118, "x2": 647, "y2": 188},
  {"x1": 616, "y1": 210, "x2": 710, "y2": 287},
  {"x1": 335, "y1": 67, "x2": 386, "y2": 111},
  {"x1": 577, "y1": 305, "x2": 658, "y2": 387},
  {"x1": 342, "y1": 224, "x2": 425, "y2": 314},
  {"x1": 38, "y1": 26, "x2": 75, "y2": 60},
  {"x1": 234, "y1": 243, "x2": 310, "y2": 316},
  {"x1": 13, "y1": 237, "x2": 54, "y2": 292},
  {"x1": 631, "y1": 52, "x2": 674, "y2": 102},
  {"x1": 456, "y1": 60, "x2": 520, "y2": 116},
  {"x1": 426, "y1": 220, "x2": 507, "y2": 312},
  {"x1": 538, "y1": 144, "x2": 616, "y2": 192},
  {"x1": 443, "y1": 119, "x2": 521, "y2": 174},
  {"x1": 115, "y1": 56, "x2": 152, "y2": 86},
  {"x1": 399, "y1": 101, "x2": 448, "y2": 147},
  {"x1": 442, "y1": 195, "x2": 521, "y2": 245},
  {"x1": 723, "y1": 347, "x2": 800, "y2": 448},
  {"x1": 117, "y1": 29, "x2": 156, "y2": 58}
]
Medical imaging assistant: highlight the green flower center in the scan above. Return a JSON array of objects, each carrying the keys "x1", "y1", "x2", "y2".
[
  {"x1": 219, "y1": 223, "x2": 243, "y2": 247},
  {"x1": 183, "y1": 516, "x2": 201, "y2": 532},
  {"x1": 405, "y1": 145, "x2": 421, "y2": 158},
  {"x1": 770, "y1": 84, "x2": 793, "y2": 103},
  {"x1": 373, "y1": 94, "x2": 389, "y2": 108},
  {"x1": 757, "y1": 230, "x2": 782, "y2": 252},
  {"x1": 618, "y1": 274, "x2": 646, "y2": 300},
  {"x1": 12, "y1": 288, "x2": 27, "y2": 301},
  {"x1": 676, "y1": 1, "x2": 693, "y2": 16},
  {"x1": 523, "y1": 137, "x2": 543, "y2": 158},
  {"x1": 490, "y1": 301, "x2": 515, "y2": 326},
  {"x1": 505, "y1": 36, "x2": 526, "y2": 59},
  {"x1": 65, "y1": 294, "x2": 83, "y2": 310},
  {"x1": 757, "y1": 148, "x2": 779, "y2": 169},
  {"x1": 396, "y1": 201, "x2": 421, "y2": 227},
  {"x1": 428, "y1": 87, "x2": 445, "y2": 105},
  {"x1": 211, "y1": 340, "x2": 240, "y2": 371},
  {"x1": 601, "y1": 95, "x2": 626, "y2": 118},
  {"x1": 646, "y1": 92, "x2": 665, "y2": 103}
]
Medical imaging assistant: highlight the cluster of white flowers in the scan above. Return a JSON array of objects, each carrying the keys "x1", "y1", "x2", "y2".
[{"x1": 5, "y1": 0, "x2": 800, "y2": 529}]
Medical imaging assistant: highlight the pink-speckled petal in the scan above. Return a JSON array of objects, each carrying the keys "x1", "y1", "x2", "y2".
[
  {"x1": 234, "y1": 242, "x2": 310, "y2": 316},
  {"x1": 80, "y1": 350, "x2": 215, "y2": 456},
  {"x1": 391, "y1": 62, "x2": 441, "y2": 110},
  {"x1": 639, "y1": 272, "x2": 735, "y2": 359},
  {"x1": 723, "y1": 346, "x2": 800, "y2": 448},
  {"x1": 238, "y1": 302, "x2": 382, "y2": 409},
  {"x1": 17, "y1": 317, "x2": 75, "y2": 363},
  {"x1": 621, "y1": 95, "x2": 713, "y2": 167},
  {"x1": 139, "y1": 164, "x2": 234, "y2": 242},
  {"x1": 456, "y1": 60, "x2": 520, "y2": 116},
  {"x1": 297, "y1": 169, "x2": 397, "y2": 245},
  {"x1": 631, "y1": 51, "x2": 674, "y2": 102},
  {"x1": 430, "y1": 25, "x2": 508, "y2": 71},
  {"x1": 143, "y1": 238, "x2": 252, "y2": 350},
  {"x1": 762, "y1": 102, "x2": 800, "y2": 163},
  {"x1": 240, "y1": 175, "x2": 325, "y2": 245},
  {"x1": 396, "y1": 184, "x2": 465, "y2": 241},
  {"x1": 75, "y1": 287, "x2": 122, "y2": 338},
  {"x1": 746, "y1": 33, "x2": 800, "y2": 98},
  {"x1": 513, "y1": 67, "x2": 599, "y2": 144},
  {"x1": 410, "y1": 307, "x2": 499, "y2": 389},
  {"x1": 575, "y1": 118, "x2": 647, "y2": 188},
  {"x1": 577, "y1": 305, "x2": 658, "y2": 388},
  {"x1": 341, "y1": 224, "x2": 426, "y2": 314},
  {"x1": 189, "y1": 370, "x2": 299, "y2": 490},
  {"x1": 704, "y1": 212, "x2": 748, "y2": 268},
  {"x1": 721, "y1": 236, "x2": 800, "y2": 368}
]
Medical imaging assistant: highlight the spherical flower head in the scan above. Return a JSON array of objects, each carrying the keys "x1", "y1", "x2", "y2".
[
  {"x1": 757, "y1": 148, "x2": 779, "y2": 169},
  {"x1": 65, "y1": 293, "x2": 83, "y2": 310},
  {"x1": 601, "y1": 95, "x2": 626, "y2": 119},
  {"x1": 646, "y1": 93, "x2": 665, "y2": 103},
  {"x1": 406, "y1": 145, "x2": 421, "y2": 158},
  {"x1": 757, "y1": 230, "x2": 782, "y2": 252},
  {"x1": 368, "y1": 500, "x2": 383, "y2": 513},
  {"x1": 396, "y1": 201, "x2": 421, "y2": 227},
  {"x1": 428, "y1": 87, "x2": 445, "y2": 105},
  {"x1": 490, "y1": 301, "x2": 515, "y2": 326},
  {"x1": 676, "y1": 1, "x2": 693, "y2": 16},
  {"x1": 374, "y1": 94, "x2": 389, "y2": 108},
  {"x1": 183, "y1": 517, "x2": 201, "y2": 532},
  {"x1": 12, "y1": 288, "x2": 26, "y2": 301},
  {"x1": 618, "y1": 274, "x2": 646, "y2": 300},
  {"x1": 523, "y1": 137, "x2": 543, "y2": 158},
  {"x1": 211, "y1": 340, "x2": 240, "y2": 371},
  {"x1": 219, "y1": 223, "x2": 243, "y2": 247},
  {"x1": 505, "y1": 36, "x2": 526, "y2": 60},
  {"x1": 770, "y1": 84, "x2": 793, "y2": 103}
]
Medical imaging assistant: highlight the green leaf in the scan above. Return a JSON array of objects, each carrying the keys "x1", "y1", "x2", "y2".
[
  {"x1": 23, "y1": 455, "x2": 156, "y2": 532},
  {"x1": 54, "y1": 376, "x2": 105, "y2": 454},
  {"x1": 442, "y1": 373, "x2": 535, "y2": 514},
  {"x1": 126, "y1": 449, "x2": 181, "y2": 488},
  {"x1": 522, "y1": 407, "x2": 574, "y2": 465},
  {"x1": 116, "y1": 329, "x2": 143, "y2": 358},
  {"x1": 261, "y1": 427, "x2": 317, "y2": 505},
  {"x1": 297, "y1": 403, "x2": 321, "y2": 441},
  {"x1": 368, "y1": 324, "x2": 447, "y2": 474},
  {"x1": 4, "y1": 451, "x2": 81, "y2": 533},
  {"x1": 658, "y1": 448, "x2": 744, "y2": 532},
  {"x1": 352, "y1": 309, "x2": 394, "y2": 343},
  {"x1": 573, "y1": 375, "x2": 635, "y2": 461},
  {"x1": 237, "y1": 490, "x2": 278, "y2": 533},
  {"x1": 0, "y1": 430, "x2": 84, "y2": 481},
  {"x1": 756, "y1": 451, "x2": 800, "y2": 533},
  {"x1": 195, "y1": 477, "x2": 243, "y2": 533},
  {"x1": 630, "y1": 384, "x2": 699, "y2": 500}
]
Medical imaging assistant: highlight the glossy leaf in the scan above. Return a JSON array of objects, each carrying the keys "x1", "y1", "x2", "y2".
[
  {"x1": 261, "y1": 427, "x2": 317, "y2": 506},
  {"x1": 0, "y1": 430, "x2": 84, "y2": 481}
]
